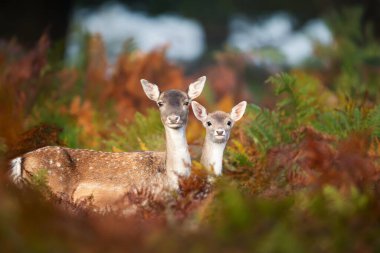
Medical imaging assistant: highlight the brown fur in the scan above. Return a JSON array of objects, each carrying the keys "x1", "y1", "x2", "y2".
[{"x1": 21, "y1": 146, "x2": 170, "y2": 210}]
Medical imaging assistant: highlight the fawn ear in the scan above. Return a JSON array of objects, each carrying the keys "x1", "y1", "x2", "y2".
[
  {"x1": 191, "y1": 101, "x2": 208, "y2": 121},
  {"x1": 141, "y1": 79, "x2": 160, "y2": 101},
  {"x1": 231, "y1": 101, "x2": 247, "y2": 121},
  {"x1": 188, "y1": 76, "x2": 206, "y2": 99}
]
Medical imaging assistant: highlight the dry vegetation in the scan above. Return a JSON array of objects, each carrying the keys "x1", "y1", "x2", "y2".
[{"x1": 1, "y1": 8, "x2": 380, "y2": 253}]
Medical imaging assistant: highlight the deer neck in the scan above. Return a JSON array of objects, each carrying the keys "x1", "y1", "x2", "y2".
[
  {"x1": 164, "y1": 126, "x2": 191, "y2": 178},
  {"x1": 201, "y1": 136, "x2": 226, "y2": 176}
]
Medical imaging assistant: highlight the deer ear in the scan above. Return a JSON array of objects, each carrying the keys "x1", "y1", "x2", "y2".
[
  {"x1": 141, "y1": 79, "x2": 160, "y2": 101},
  {"x1": 230, "y1": 101, "x2": 247, "y2": 121},
  {"x1": 188, "y1": 76, "x2": 206, "y2": 99},
  {"x1": 191, "y1": 101, "x2": 208, "y2": 121}
]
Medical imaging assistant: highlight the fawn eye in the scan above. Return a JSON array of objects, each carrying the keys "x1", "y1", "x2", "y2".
[
  {"x1": 207, "y1": 121, "x2": 212, "y2": 126},
  {"x1": 183, "y1": 101, "x2": 189, "y2": 106},
  {"x1": 157, "y1": 102, "x2": 164, "y2": 107},
  {"x1": 227, "y1": 121, "x2": 232, "y2": 126}
]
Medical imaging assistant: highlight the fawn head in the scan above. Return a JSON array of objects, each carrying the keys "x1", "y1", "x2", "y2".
[
  {"x1": 141, "y1": 76, "x2": 206, "y2": 129},
  {"x1": 191, "y1": 101, "x2": 247, "y2": 143}
]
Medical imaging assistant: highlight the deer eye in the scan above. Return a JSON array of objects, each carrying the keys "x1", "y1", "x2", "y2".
[
  {"x1": 157, "y1": 102, "x2": 164, "y2": 107},
  {"x1": 207, "y1": 121, "x2": 212, "y2": 126},
  {"x1": 227, "y1": 121, "x2": 232, "y2": 126},
  {"x1": 183, "y1": 101, "x2": 189, "y2": 106}
]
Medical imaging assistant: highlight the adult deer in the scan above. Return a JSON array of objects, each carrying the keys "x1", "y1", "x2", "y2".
[
  {"x1": 191, "y1": 101, "x2": 247, "y2": 176},
  {"x1": 10, "y1": 76, "x2": 206, "y2": 208}
]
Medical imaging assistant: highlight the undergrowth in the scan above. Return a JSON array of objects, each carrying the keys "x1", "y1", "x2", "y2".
[
  {"x1": 104, "y1": 109, "x2": 165, "y2": 152},
  {"x1": 0, "y1": 7, "x2": 380, "y2": 253}
]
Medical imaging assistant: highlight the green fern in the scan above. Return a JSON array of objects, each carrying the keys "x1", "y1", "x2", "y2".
[
  {"x1": 269, "y1": 73, "x2": 319, "y2": 127},
  {"x1": 246, "y1": 73, "x2": 320, "y2": 153},
  {"x1": 367, "y1": 105, "x2": 380, "y2": 138},
  {"x1": 104, "y1": 109, "x2": 165, "y2": 152},
  {"x1": 30, "y1": 102, "x2": 83, "y2": 148},
  {"x1": 31, "y1": 168, "x2": 50, "y2": 193},
  {"x1": 313, "y1": 105, "x2": 380, "y2": 139},
  {"x1": 324, "y1": 7, "x2": 380, "y2": 103},
  {"x1": 246, "y1": 105, "x2": 289, "y2": 153}
]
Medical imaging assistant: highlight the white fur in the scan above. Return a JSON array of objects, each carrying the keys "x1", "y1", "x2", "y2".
[
  {"x1": 231, "y1": 101, "x2": 247, "y2": 121},
  {"x1": 10, "y1": 157, "x2": 23, "y2": 184},
  {"x1": 201, "y1": 139, "x2": 226, "y2": 176},
  {"x1": 191, "y1": 101, "x2": 207, "y2": 121},
  {"x1": 188, "y1": 76, "x2": 206, "y2": 99},
  {"x1": 165, "y1": 126, "x2": 191, "y2": 178},
  {"x1": 140, "y1": 79, "x2": 160, "y2": 101}
]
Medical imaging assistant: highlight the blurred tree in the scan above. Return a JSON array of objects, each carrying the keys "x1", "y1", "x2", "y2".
[
  {"x1": 359, "y1": 0, "x2": 380, "y2": 40},
  {"x1": 0, "y1": 0, "x2": 73, "y2": 53},
  {"x1": 1, "y1": 0, "x2": 379, "y2": 57},
  {"x1": 78, "y1": 0, "x2": 379, "y2": 51},
  {"x1": 320, "y1": 0, "x2": 380, "y2": 41}
]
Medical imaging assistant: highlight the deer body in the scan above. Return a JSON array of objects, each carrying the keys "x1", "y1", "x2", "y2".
[
  {"x1": 10, "y1": 77, "x2": 206, "y2": 209},
  {"x1": 17, "y1": 147, "x2": 166, "y2": 205}
]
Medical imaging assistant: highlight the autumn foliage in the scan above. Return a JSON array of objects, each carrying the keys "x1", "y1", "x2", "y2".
[{"x1": 1, "y1": 8, "x2": 380, "y2": 252}]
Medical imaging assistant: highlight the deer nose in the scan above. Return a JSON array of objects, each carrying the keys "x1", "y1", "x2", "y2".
[
  {"x1": 168, "y1": 115, "x2": 180, "y2": 123},
  {"x1": 216, "y1": 130, "x2": 225, "y2": 135}
]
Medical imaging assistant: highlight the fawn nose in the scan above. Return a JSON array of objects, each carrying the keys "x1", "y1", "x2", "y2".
[
  {"x1": 168, "y1": 115, "x2": 180, "y2": 123},
  {"x1": 216, "y1": 130, "x2": 225, "y2": 135}
]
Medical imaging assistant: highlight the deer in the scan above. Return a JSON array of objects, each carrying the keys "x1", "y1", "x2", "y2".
[
  {"x1": 191, "y1": 100, "x2": 247, "y2": 176},
  {"x1": 9, "y1": 76, "x2": 206, "y2": 209}
]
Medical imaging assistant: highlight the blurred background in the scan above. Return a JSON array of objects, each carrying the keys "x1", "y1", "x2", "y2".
[
  {"x1": 1, "y1": 0, "x2": 380, "y2": 104},
  {"x1": 1, "y1": 0, "x2": 379, "y2": 122},
  {"x1": 1, "y1": 1, "x2": 380, "y2": 252},
  {"x1": 2, "y1": 0, "x2": 380, "y2": 61}
]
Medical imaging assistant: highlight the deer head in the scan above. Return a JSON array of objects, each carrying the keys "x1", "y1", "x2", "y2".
[
  {"x1": 191, "y1": 101, "x2": 247, "y2": 144},
  {"x1": 140, "y1": 76, "x2": 206, "y2": 129},
  {"x1": 191, "y1": 101, "x2": 247, "y2": 175}
]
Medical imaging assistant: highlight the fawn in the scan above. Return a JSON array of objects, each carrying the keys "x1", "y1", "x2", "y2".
[
  {"x1": 191, "y1": 101, "x2": 247, "y2": 175},
  {"x1": 10, "y1": 76, "x2": 206, "y2": 208}
]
